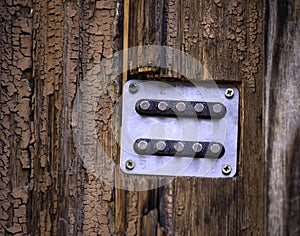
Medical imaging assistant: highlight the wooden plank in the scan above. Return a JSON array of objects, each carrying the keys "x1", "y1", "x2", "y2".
[
  {"x1": 123, "y1": 0, "x2": 130, "y2": 84},
  {"x1": 123, "y1": 0, "x2": 264, "y2": 235},
  {"x1": 6, "y1": 0, "x2": 296, "y2": 235},
  {"x1": 0, "y1": 0, "x2": 119, "y2": 235},
  {"x1": 265, "y1": 0, "x2": 300, "y2": 235},
  {"x1": 0, "y1": 0, "x2": 33, "y2": 234}
]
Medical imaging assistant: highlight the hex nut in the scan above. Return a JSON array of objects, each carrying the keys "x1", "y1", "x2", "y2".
[
  {"x1": 225, "y1": 88, "x2": 234, "y2": 98},
  {"x1": 175, "y1": 102, "x2": 186, "y2": 112},
  {"x1": 210, "y1": 143, "x2": 221, "y2": 154},
  {"x1": 137, "y1": 140, "x2": 148, "y2": 151},
  {"x1": 174, "y1": 142, "x2": 184, "y2": 152},
  {"x1": 126, "y1": 160, "x2": 135, "y2": 170},
  {"x1": 139, "y1": 101, "x2": 150, "y2": 110},
  {"x1": 192, "y1": 143, "x2": 203, "y2": 153},
  {"x1": 156, "y1": 141, "x2": 166, "y2": 151},
  {"x1": 158, "y1": 102, "x2": 168, "y2": 111},
  {"x1": 212, "y1": 103, "x2": 223, "y2": 114},
  {"x1": 194, "y1": 103, "x2": 204, "y2": 113}
]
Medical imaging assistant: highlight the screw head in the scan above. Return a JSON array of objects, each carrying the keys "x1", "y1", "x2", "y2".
[
  {"x1": 175, "y1": 102, "x2": 186, "y2": 112},
  {"x1": 210, "y1": 143, "x2": 221, "y2": 154},
  {"x1": 174, "y1": 142, "x2": 184, "y2": 152},
  {"x1": 125, "y1": 160, "x2": 135, "y2": 170},
  {"x1": 158, "y1": 102, "x2": 168, "y2": 112},
  {"x1": 129, "y1": 83, "x2": 138, "y2": 93},
  {"x1": 222, "y1": 164, "x2": 232, "y2": 175},
  {"x1": 139, "y1": 100, "x2": 150, "y2": 110},
  {"x1": 225, "y1": 88, "x2": 234, "y2": 98},
  {"x1": 156, "y1": 141, "x2": 166, "y2": 151},
  {"x1": 137, "y1": 140, "x2": 148, "y2": 151},
  {"x1": 194, "y1": 103, "x2": 204, "y2": 113},
  {"x1": 212, "y1": 103, "x2": 223, "y2": 114},
  {"x1": 192, "y1": 143, "x2": 203, "y2": 153}
]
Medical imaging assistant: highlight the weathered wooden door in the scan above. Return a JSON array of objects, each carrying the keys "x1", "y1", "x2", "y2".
[{"x1": 0, "y1": 0, "x2": 299, "y2": 235}]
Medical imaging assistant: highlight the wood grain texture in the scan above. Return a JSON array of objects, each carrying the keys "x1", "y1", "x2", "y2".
[
  {"x1": 0, "y1": 0, "x2": 272, "y2": 235},
  {"x1": 122, "y1": 0, "x2": 264, "y2": 235},
  {"x1": 0, "y1": 0, "x2": 32, "y2": 235},
  {"x1": 1, "y1": 0, "x2": 120, "y2": 235},
  {"x1": 265, "y1": 0, "x2": 300, "y2": 235}
]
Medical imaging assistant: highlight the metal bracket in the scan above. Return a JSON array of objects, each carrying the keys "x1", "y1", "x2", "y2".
[{"x1": 120, "y1": 80, "x2": 239, "y2": 178}]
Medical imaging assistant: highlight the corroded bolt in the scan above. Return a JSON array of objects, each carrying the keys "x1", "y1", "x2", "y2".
[
  {"x1": 212, "y1": 103, "x2": 223, "y2": 114},
  {"x1": 137, "y1": 140, "x2": 148, "y2": 151},
  {"x1": 175, "y1": 102, "x2": 186, "y2": 112},
  {"x1": 139, "y1": 101, "x2": 150, "y2": 110},
  {"x1": 222, "y1": 164, "x2": 232, "y2": 175},
  {"x1": 158, "y1": 102, "x2": 168, "y2": 112},
  {"x1": 192, "y1": 143, "x2": 203, "y2": 153},
  {"x1": 125, "y1": 159, "x2": 135, "y2": 170},
  {"x1": 129, "y1": 83, "x2": 138, "y2": 93},
  {"x1": 174, "y1": 142, "x2": 184, "y2": 152},
  {"x1": 225, "y1": 88, "x2": 234, "y2": 98},
  {"x1": 194, "y1": 103, "x2": 204, "y2": 113},
  {"x1": 210, "y1": 143, "x2": 221, "y2": 154},
  {"x1": 156, "y1": 141, "x2": 166, "y2": 151}
]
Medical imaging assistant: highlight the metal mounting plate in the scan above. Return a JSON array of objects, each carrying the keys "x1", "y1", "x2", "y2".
[{"x1": 120, "y1": 80, "x2": 239, "y2": 178}]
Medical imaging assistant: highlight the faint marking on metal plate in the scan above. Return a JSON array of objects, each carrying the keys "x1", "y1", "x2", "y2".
[{"x1": 120, "y1": 80, "x2": 239, "y2": 178}]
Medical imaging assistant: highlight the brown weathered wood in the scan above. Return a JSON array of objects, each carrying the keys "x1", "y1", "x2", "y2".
[
  {"x1": 3, "y1": 0, "x2": 299, "y2": 235},
  {"x1": 0, "y1": 0, "x2": 32, "y2": 234},
  {"x1": 122, "y1": 0, "x2": 129, "y2": 83},
  {"x1": 122, "y1": 0, "x2": 264, "y2": 235},
  {"x1": 265, "y1": 0, "x2": 300, "y2": 235},
  {"x1": 1, "y1": 0, "x2": 119, "y2": 235}
]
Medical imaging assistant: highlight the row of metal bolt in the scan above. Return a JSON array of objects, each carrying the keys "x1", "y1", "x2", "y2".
[
  {"x1": 137, "y1": 140, "x2": 222, "y2": 154},
  {"x1": 139, "y1": 100, "x2": 225, "y2": 114}
]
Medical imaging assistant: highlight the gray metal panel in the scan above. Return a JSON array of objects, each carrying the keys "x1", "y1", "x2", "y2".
[{"x1": 120, "y1": 80, "x2": 239, "y2": 178}]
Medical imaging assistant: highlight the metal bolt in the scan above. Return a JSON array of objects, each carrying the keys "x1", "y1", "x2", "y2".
[
  {"x1": 194, "y1": 103, "x2": 204, "y2": 113},
  {"x1": 210, "y1": 143, "x2": 221, "y2": 154},
  {"x1": 175, "y1": 102, "x2": 186, "y2": 112},
  {"x1": 222, "y1": 164, "x2": 232, "y2": 175},
  {"x1": 129, "y1": 83, "x2": 138, "y2": 93},
  {"x1": 225, "y1": 88, "x2": 234, "y2": 98},
  {"x1": 125, "y1": 160, "x2": 135, "y2": 170},
  {"x1": 192, "y1": 143, "x2": 203, "y2": 153},
  {"x1": 139, "y1": 100, "x2": 150, "y2": 110},
  {"x1": 174, "y1": 142, "x2": 184, "y2": 152},
  {"x1": 158, "y1": 102, "x2": 168, "y2": 112},
  {"x1": 156, "y1": 141, "x2": 166, "y2": 151},
  {"x1": 137, "y1": 140, "x2": 148, "y2": 151},
  {"x1": 212, "y1": 103, "x2": 223, "y2": 114}
]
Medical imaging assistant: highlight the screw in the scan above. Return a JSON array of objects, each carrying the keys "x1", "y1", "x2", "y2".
[
  {"x1": 156, "y1": 141, "x2": 166, "y2": 151},
  {"x1": 222, "y1": 164, "x2": 232, "y2": 175},
  {"x1": 139, "y1": 100, "x2": 150, "y2": 110},
  {"x1": 210, "y1": 143, "x2": 221, "y2": 154},
  {"x1": 174, "y1": 142, "x2": 184, "y2": 152},
  {"x1": 212, "y1": 103, "x2": 223, "y2": 114},
  {"x1": 137, "y1": 140, "x2": 148, "y2": 151},
  {"x1": 125, "y1": 160, "x2": 135, "y2": 170},
  {"x1": 129, "y1": 83, "x2": 138, "y2": 93},
  {"x1": 225, "y1": 88, "x2": 234, "y2": 98},
  {"x1": 192, "y1": 143, "x2": 203, "y2": 153},
  {"x1": 158, "y1": 102, "x2": 168, "y2": 112},
  {"x1": 175, "y1": 102, "x2": 186, "y2": 112},
  {"x1": 194, "y1": 103, "x2": 204, "y2": 113}
]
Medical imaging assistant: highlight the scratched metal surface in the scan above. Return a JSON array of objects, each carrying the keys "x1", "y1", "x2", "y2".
[{"x1": 120, "y1": 80, "x2": 239, "y2": 177}]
